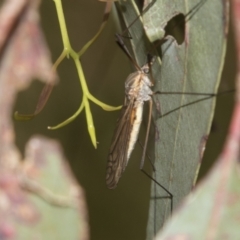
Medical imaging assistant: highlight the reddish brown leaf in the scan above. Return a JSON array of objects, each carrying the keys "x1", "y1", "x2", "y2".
[{"x1": 0, "y1": 1, "x2": 88, "y2": 239}]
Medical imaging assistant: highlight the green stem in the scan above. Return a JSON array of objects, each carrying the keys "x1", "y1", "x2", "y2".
[
  {"x1": 50, "y1": 0, "x2": 120, "y2": 148},
  {"x1": 53, "y1": 0, "x2": 72, "y2": 50}
]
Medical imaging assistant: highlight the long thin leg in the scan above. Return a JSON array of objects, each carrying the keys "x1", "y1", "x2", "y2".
[{"x1": 140, "y1": 98, "x2": 153, "y2": 169}]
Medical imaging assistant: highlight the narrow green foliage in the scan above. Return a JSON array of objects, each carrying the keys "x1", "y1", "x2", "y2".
[{"x1": 47, "y1": 0, "x2": 121, "y2": 148}]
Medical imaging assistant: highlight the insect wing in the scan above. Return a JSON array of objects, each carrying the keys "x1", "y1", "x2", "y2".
[{"x1": 106, "y1": 98, "x2": 135, "y2": 189}]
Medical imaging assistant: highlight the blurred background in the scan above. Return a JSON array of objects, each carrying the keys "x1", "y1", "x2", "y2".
[{"x1": 13, "y1": 0, "x2": 235, "y2": 239}]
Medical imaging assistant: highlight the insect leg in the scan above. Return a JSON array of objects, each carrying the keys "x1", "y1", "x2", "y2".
[{"x1": 140, "y1": 98, "x2": 153, "y2": 169}]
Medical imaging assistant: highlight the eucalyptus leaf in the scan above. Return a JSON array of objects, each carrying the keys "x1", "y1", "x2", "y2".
[
  {"x1": 116, "y1": 0, "x2": 228, "y2": 238},
  {"x1": 155, "y1": 153, "x2": 240, "y2": 240},
  {"x1": 19, "y1": 137, "x2": 88, "y2": 240}
]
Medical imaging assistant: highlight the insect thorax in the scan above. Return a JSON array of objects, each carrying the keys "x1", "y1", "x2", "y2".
[{"x1": 125, "y1": 70, "x2": 153, "y2": 103}]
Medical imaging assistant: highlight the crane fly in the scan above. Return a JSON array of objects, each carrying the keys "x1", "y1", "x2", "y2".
[{"x1": 106, "y1": 34, "x2": 155, "y2": 189}]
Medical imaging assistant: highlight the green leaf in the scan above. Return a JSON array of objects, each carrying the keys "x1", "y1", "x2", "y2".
[
  {"x1": 19, "y1": 137, "x2": 88, "y2": 240},
  {"x1": 155, "y1": 154, "x2": 240, "y2": 239},
  {"x1": 116, "y1": 0, "x2": 228, "y2": 238}
]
